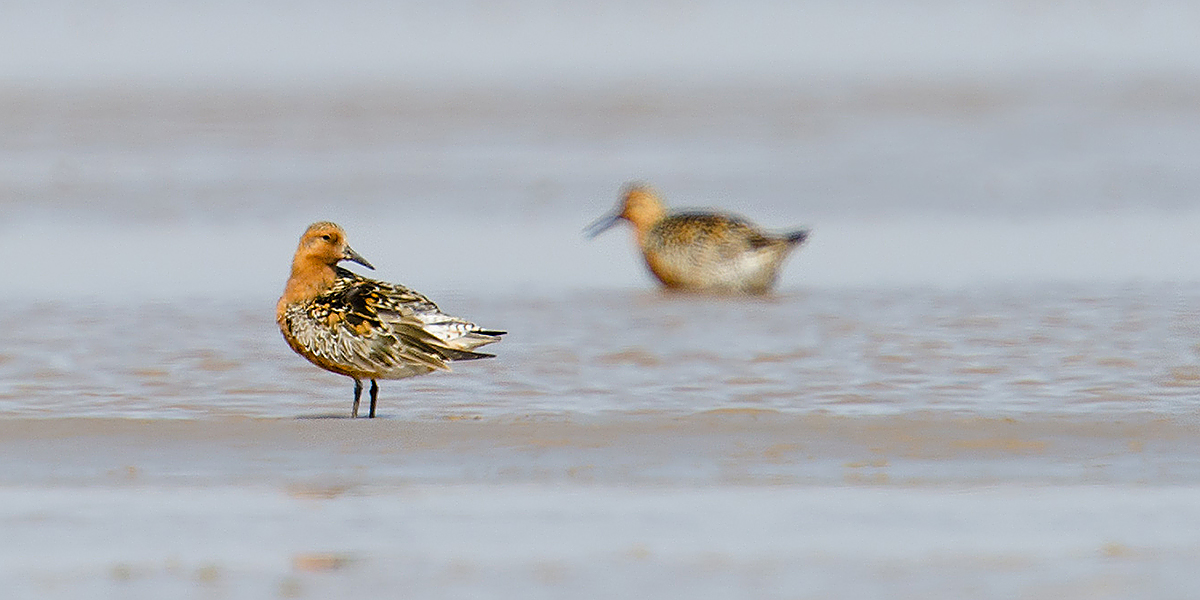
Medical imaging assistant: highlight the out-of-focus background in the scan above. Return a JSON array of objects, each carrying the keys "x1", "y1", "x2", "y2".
[
  {"x1": 2, "y1": 1, "x2": 1200, "y2": 598},
  {"x1": 2, "y1": 0, "x2": 1200, "y2": 298}
]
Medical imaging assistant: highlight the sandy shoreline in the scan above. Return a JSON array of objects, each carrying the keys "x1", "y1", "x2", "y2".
[{"x1": 3, "y1": 412, "x2": 1198, "y2": 487}]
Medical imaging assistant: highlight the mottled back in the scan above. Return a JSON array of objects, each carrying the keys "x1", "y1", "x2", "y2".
[
  {"x1": 643, "y1": 212, "x2": 807, "y2": 294},
  {"x1": 280, "y1": 267, "x2": 502, "y2": 380}
]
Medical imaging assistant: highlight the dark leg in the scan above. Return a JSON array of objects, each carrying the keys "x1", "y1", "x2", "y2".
[
  {"x1": 368, "y1": 380, "x2": 379, "y2": 418},
  {"x1": 352, "y1": 378, "x2": 363, "y2": 418}
]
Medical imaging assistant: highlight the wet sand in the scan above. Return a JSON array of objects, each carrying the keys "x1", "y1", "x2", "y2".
[
  {"x1": 6, "y1": 413, "x2": 1200, "y2": 487},
  {"x1": 4, "y1": 413, "x2": 1200, "y2": 599}
]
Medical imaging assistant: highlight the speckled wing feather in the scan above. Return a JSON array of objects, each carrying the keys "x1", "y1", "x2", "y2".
[
  {"x1": 639, "y1": 211, "x2": 805, "y2": 293},
  {"x1": 337, "y1": 267, "x2": 505, "y2": 357},
  {"x1": 649, "y1": 213, "x2": 763, "y2": 258},
  {"x1": 281, "y1": 268, "x2": 503, "y2": 379}
]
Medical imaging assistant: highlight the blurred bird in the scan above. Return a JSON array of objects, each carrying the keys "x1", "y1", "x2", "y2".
[
  {"x1": 277, "y1": 222, "x2": 504, "y2": 418},
  {"x1": 586, "y1": 184, "x2": 810, "y2": 294}
]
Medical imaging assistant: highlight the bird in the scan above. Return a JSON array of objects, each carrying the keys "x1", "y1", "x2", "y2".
[
  {"x1": 276, "y1": 222, "x2": 504, "y2": 418},
  {"x1": 585, "y1": 184, "x2": 810, "y2": 294}
]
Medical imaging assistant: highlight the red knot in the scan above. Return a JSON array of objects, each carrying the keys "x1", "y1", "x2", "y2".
[
  {"x1": 277, "y1": 222, "x2": 504, "y2": 418},
  {"x1": 586, "y1": 184, "x2": 810, "y2": 294}
]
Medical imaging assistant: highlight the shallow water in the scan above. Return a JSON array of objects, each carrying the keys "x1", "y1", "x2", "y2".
[
  {"x1": 6, "y1": 482, "x2": 1200, "y2": 599},
  {"x1": 2, "y1": 284, "x2": 1199, "y2": 420},
  {"x1": 1, "y1": 80, "x2": 1199, "y2": 423},
  {"x1": 4, "y1": 2, "x2": 1200, "y2": 595}
]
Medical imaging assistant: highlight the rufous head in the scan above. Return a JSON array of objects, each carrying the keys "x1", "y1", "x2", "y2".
[
  {"x1": 584, "y1": 183, "x2": 668, "y2": 238},
  {"x1": 293, "y1": 221, "x2": 374, "y2": 270}
]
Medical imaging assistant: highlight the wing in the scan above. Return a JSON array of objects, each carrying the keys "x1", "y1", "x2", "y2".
[
  {"x1": 336, "y1": 268, "x2": 504, "y2": 360},
  {"x1": 281, "y1": 276, "x2": 448, "y2": 378},
  {"x1": 655, "y1": 213, "x2": 768, "y2": 259}
]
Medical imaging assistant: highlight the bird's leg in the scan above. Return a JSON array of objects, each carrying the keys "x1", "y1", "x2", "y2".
[
  {"x1": 369, "y1": 380, "x2": 379, "y2": 418},
  {"x1": 352, "y1": 378, "x2": 363, "y2": 418}
]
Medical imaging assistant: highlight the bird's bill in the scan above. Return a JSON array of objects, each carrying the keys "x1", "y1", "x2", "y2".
[
  {"x1": 342, "y1": 245, "x2": 375, "y2": 270},
  {"x1": 583, "y1": 213, "x2": 621, "y2": 238}
]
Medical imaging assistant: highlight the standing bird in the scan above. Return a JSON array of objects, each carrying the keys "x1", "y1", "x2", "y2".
[
  {"x1": 585, "y1": 184, "x2": 810, "y2": 294},
  {"x1": 277, "y1": 222, "x2": 504, "y2": 418}
]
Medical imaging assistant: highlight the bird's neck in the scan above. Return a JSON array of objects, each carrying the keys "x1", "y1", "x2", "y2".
[
  {"x1": 628, "y1": 211, "x2": 664, "y2": 247},
  {"x1": 279, "y1": 256, "x2": 338, "y2": 310}
]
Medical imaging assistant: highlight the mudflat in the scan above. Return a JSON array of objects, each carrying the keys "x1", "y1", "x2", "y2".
[{"x1": 4, "y1": 413, "x2": 1200, "y2": 598}]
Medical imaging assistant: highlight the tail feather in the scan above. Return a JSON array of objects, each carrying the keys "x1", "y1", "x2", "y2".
[
  {"x1": 441, "y1": 348, "x2": 496, "y2": 361},
  {"x1": 456, "y1": 330, "x2": 504, "y2": 352},
  {"x1": 785, "y1": 229, "x2": 810, "y2": 246}
]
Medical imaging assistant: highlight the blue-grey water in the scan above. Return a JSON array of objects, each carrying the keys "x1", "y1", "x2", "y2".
[{"x1": 3, "y1": 1, "x2": 1200, "y2": 598}]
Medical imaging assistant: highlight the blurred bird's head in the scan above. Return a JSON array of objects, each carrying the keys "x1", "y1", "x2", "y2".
[{"x1": 585, "y1": 183, "x2": 667, "y2": 238}]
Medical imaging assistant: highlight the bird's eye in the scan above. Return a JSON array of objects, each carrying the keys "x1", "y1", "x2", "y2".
[{"x1": 321, "y1": 235, "x2": 332, "y2": 241}]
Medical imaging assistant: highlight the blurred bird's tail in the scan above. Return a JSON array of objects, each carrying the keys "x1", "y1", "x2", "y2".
[{"x1": 785, "y1": 229, "x2": 810, "y2": 246}]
